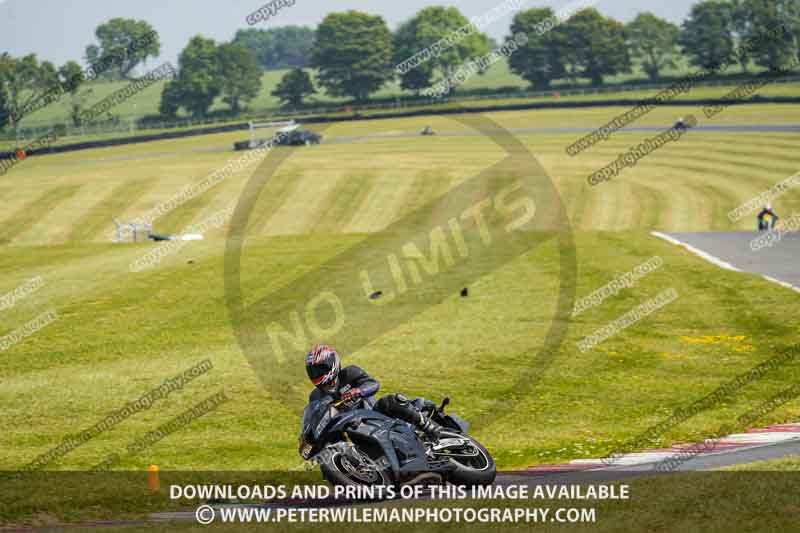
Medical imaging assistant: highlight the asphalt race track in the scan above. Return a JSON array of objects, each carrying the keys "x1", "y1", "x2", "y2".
[
  {"x1": 500, "y1": 432, "x2": 800, "y2": 486},
  {"x1": 656, "y1": 231, "x2": 800, "y2": 291}
]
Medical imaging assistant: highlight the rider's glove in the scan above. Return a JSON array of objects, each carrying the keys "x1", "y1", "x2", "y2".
[{"x1": 340, "y1": 388, "x2": 362, "y2": 402}]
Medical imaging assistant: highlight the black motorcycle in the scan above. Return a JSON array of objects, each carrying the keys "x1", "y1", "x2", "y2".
[
  {"x1": 299, "y1": 396, "x2": 496, "y2": 487},
  {"x1": 758, "y1": 211, "x2": 778, "y2": 231}
]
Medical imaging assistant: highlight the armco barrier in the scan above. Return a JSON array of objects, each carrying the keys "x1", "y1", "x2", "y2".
[
  {"x1": 2, "y1": 95, "x2": 799, "y2": 162},
  {"x1": 0, "y1": 122, "x2": 248, "y2": 161}
]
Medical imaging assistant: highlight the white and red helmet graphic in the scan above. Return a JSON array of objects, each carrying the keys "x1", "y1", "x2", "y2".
[{"x1": 305, "y1": 344, "x2": 340, "y2": 387}]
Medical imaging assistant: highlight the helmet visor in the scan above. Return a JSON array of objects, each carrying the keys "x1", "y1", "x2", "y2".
[{"x1": 307, "y1": 362, "x2": 332, "y2": 383}]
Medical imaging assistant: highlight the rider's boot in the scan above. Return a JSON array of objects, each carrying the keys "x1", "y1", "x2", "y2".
[{"x1": 418, "y1": 414, "x2": 444, "y2": 440}]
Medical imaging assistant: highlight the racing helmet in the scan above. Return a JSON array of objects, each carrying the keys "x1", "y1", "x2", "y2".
[{"x1": 305, "y1": 344, "x2": 340, "y2": 393}]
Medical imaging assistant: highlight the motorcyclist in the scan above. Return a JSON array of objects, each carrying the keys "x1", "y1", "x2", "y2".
[
  {"x1": 304, "y1": 344, "x2": 443, "y2": 439},
  {"x1": 757, "y1": 203, "x2": 779, "y2": 231}
]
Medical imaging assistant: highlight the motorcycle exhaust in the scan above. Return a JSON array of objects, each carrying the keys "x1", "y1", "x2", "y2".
[{"x1": 402, "y1": 472, "x2": 442, "y2": 486}]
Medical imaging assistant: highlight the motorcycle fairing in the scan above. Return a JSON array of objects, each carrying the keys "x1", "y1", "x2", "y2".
[{"x1": 325, "y1": 408, "x2": 428, "y2": 477}]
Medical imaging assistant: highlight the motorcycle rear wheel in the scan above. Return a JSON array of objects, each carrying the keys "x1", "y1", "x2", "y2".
[{"x1": 435, "y1": 431, "x2": 496, "y2": 486}]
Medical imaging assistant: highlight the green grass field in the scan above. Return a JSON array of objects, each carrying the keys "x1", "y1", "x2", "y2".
[
  {"x1": 722, "y1": 454, "x2": 800, "y2": 470},
  {"x1": 2, "y1": 101, "x2": 800, "y2": 479},
  {"x1": 2, "y1": 102, "x2": 800, "y2": 526}
]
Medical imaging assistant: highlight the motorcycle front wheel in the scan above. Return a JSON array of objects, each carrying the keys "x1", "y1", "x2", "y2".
[{"x1": 319, "y1": 444, "x2": 393, "y2": 487}]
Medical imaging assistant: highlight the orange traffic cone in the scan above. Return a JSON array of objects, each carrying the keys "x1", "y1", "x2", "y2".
[{"x1": 148, "y1": 464, "x2": 160, "y2": 491}]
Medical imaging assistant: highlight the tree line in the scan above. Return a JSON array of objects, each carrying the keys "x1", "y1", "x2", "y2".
[
  {"x1": 0, "y1": 18, "x2": 161, "y2": 131},
  {"x1": 1, "y1": 0, "x2": 799, "y2": 126},
  {"x1": 166, "y1": 1, "x2": 800, "y2": 117}
]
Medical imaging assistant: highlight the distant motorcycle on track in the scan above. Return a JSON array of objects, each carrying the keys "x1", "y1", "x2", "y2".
[{"x1": 757, "y1": 205, "x2": 779, "y2": 231}]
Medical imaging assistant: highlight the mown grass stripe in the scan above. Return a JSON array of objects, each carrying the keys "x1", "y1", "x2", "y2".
[
  {"x1": 696, "y1": 183, "x2": 744, "y2": 229},
  {"x1": 0, "y1": 185, "x2": 82, "y2": 245},
  {"x1": 686, "y1": 145, "x2": 800, "y2": 166},
  {"x1": 662, "y1": 148, "x2": 800, "y2": 175},
  {"x1": 603, "y1": 176, "x2": 687, "y2": 230},
  {"x1": 586, "y1": 135, "x2": 800, "y2": 156},
  {"x1": 248, "y1": 170, "x2": 304, "y2": 236},
  {"x1": 621, "y1": 158, "x2": 794, "y2": 186},
  {"x1": 584, "y1": 179, "x2": 627, "y2": 230},
  {"x1": 401, "y1": 168, "x2": 454, "y2": 220},
  {"x1": 566, "y1": 176, "x2": 591, "y2": 229},
  {"x1": 313, "y1": 172, "x2": 377, "y2": 234},
  {"x1": 154, "y1": 181, "x2": 227, "y2": 234},
  {"x1": 370, "y1": 167, "x2": 453, "y2": 231},
  {"x1": 262, "y1": 173, "x2": 342, "y2": 235},
  {"x1": 628, "y1": 183, "x2": 663, "y2": 229},
  {"x1": 68, "y1": 179, "x2": 158, "y2": 243}
]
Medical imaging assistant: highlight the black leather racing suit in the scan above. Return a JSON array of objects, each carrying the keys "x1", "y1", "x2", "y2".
[
  {"x1": 757, "y1": 208, "x2": 779, "y2": 230},
  {"x1": 308, "y1": 365, "x2": 380, "y2": 408},
  {"x1": 308, "y1": 365, "x2": 432, "y2": 427}
]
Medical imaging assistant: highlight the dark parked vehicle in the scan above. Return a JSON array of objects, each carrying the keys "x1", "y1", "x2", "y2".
[
  {"x1": 299, "y1": 395, "x2": 496, "y2": 488},
  {"x1": 276, "y1": 129, "x2": 323, "y2": 146}
]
